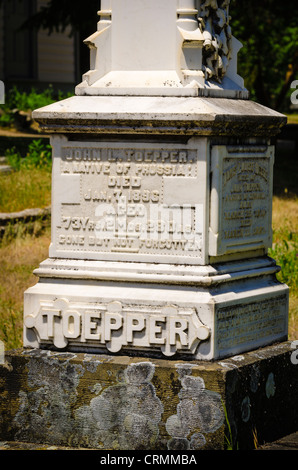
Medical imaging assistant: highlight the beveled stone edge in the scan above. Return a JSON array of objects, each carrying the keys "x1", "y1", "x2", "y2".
[
  {"x1": 32, "y1": 96, "x2": 287, "y2": 138},
  {"x1": 33, "y1": 256, "x2": 280, "y2": 286},
  {"x1": 3, "y1": 340, "x2": 294, "y2": 372}
]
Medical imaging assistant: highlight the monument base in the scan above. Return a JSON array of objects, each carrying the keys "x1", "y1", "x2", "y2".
[
  {"x1": 23, "y1": 256, "x2": 288, "y2": 361},
  {"x1": 0, "y1": 342, "x2": 297, "y2": 451}
]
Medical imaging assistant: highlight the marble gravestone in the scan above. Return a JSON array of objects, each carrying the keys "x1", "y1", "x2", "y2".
[{"x1": 24, "y1": 0, "x2": 289, "y2": 361}]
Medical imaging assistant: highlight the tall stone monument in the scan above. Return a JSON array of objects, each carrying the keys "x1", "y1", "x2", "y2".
[
  {"x1": 2, "y1": 0, "x2": 295, "y2": 451},
  {"x1": 24, "y1": 0, "x2": 289, "y2": 361}
]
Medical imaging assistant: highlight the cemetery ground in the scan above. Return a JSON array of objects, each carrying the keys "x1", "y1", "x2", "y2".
[{"x1": 0, "y1": 128, "x2": 297, "y2": 351}]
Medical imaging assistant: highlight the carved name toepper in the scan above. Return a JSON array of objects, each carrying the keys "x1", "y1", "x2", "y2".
[
  {"x1": 23, "y1": 256, "x2": 289, "y2": 360},
  {"x1": 24, "y1": 299, "x2": 210, "y2": 357}
]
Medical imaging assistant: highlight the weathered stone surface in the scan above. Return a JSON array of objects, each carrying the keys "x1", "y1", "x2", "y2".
[
  {"x1": 0, "y1": 441, "x2": 88, "y2": 451},
  {"x1": 32, "y1": 96, "x2": 286, "y2": 137},
  {"x1": 257, "y1": 432, "x2": 298, "y2": 450},
  {"x1": 0, "y1": 164, "x2": 12, "y2": 175},
  {"x1": 0, "y1": 342, "x2": 297, "y2": 450},
  {"x1": 23, "y1": 261, "x2": 289, "y2": 360},
  {"x1": 28, "y1": 4, "x2": 288, "y2": 361},
  {"x1": 23, "y1": 121, "x2": 289, "y2": 361},
  {"x1": 75, "y1": 0, "x2": 246, "y2": 98},
  {"x1": 0, "y1": 207, "x2": 51, "y2": 225}
]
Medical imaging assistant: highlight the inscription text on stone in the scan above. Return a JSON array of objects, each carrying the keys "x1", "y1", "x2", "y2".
[{"x1": 52, "y1": 141, "x2": 206, "y2": 263}]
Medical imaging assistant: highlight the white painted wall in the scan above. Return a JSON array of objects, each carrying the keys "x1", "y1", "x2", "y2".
[
  {"x1": 0, "y1": 0, "x2": 76, "y2": 84},
  {"x1": 37, "y1": 0, "x2": 76, "y2": 83},
  {"x1": 0, "y1": 4, "x2": 4, "y2": 80}
]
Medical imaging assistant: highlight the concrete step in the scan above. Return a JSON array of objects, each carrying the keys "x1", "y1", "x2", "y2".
[
  {"x1": 0, "y1": 164, "x2": 12, "y2": 174},
  {"x1": 0, "y1": 440, "x2": 91, "y2": 450},
  {"x1": 0, "y1": 131, "x2": 49, "y2": 157},
  {"x1": 2, "y1": 432, "x2": 298, "y2": 451},
  {"x1": 0, "y1": 156, "x2": 12, "y2": 174},
  {"x1": 257, "y1": 431, "x2": 298, "y2": 450},
  {"x1": 0, "y1": 344, "x2": 297, "y2": 451}
]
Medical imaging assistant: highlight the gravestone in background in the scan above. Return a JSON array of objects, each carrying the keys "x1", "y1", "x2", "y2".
[{"x1": 1, "y1": 0, "x2": 295, "y2": 451}]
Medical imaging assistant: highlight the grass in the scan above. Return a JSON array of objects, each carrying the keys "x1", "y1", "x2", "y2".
[
  {"x1": 0, "y1": 139, "x2": 52, "y2": 213},
  {"x1": 269, "y1": 196, "x2": 298, "y2": 339},
  {"x1": 286, "y1": 113, "x2": 298, "y2": 125},
  {"x1": 0, "y1": 168, "x2": 51, "y2": 213},
  {"x1": 0, "y1": 227, "x2": 51, "y2": 349},
  {"x1": 0, "y1": 139, "x2": 52, "y2": 348}
]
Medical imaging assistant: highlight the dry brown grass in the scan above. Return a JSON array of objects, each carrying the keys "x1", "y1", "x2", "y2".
[
  {"x1": 271, "y1": 196, "x2": 298, "y2": 340},
  {"x1": 0, "y1": 168, "x2": 51, "y2": 213},
  {"x1": 286, "y1": 114, "x2": 298, "y2": 125},
  {"x1": 272, "y1": 195, "x2": 298, "y2": 233},
  {"x1": 0, "y1": 228, "x2": 51, "y2": 348}
]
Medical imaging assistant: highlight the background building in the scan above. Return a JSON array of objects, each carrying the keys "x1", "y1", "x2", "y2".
[{"x1": 0, "y1": 0, "x2": 81, "y2": 92}]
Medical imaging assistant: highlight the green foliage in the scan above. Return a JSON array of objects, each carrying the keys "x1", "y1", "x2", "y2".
[
  {"x1": 7, "y1": 85, "x2": 55, "y2": 111},
  {"x1": 5, "y1": 139, "x2": 52, "y2": 171},
  {"x1": 1, "y1": 0, "x2": 296, "y2": 111},
  {"x1": 0, "y1": 299, "x2": 19, "y2": 350},
  {"x1": 223, "y1": 403, "x2": 235, "y2": 450},
  {"x1": 0, "y1": 112, "x2": 13, "y2": 127},
  {"x1": 0, "y1": 139, "x2": 52, "y2": 212},
  {"x1": 230, "y1": 0, "x2": 298, "y2": 110},
  {"x1": 19, "y1": 0, "x2": 99, "y2": 36},
  {"x1": 0, "y1": 85, "x2": 73, "y2": 127},
  {"x1": 269, "y1": 230, "x2": 298, "y2": 292}
]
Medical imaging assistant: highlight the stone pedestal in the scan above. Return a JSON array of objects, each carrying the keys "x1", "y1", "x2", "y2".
[
  {"x1": 23, "y1": 96, "x2": 288, "y2": 361},
  {"x1": 0, "y1": 343, "x2": 297, "y2": 451},
  {"x1": 6, "y1": 0, "x2": 294, "y2": 451}
]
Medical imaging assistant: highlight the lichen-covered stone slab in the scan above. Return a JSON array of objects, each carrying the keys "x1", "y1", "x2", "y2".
[{"x1": 0, "y1": 342, "x2": 297, "y2": 450}]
